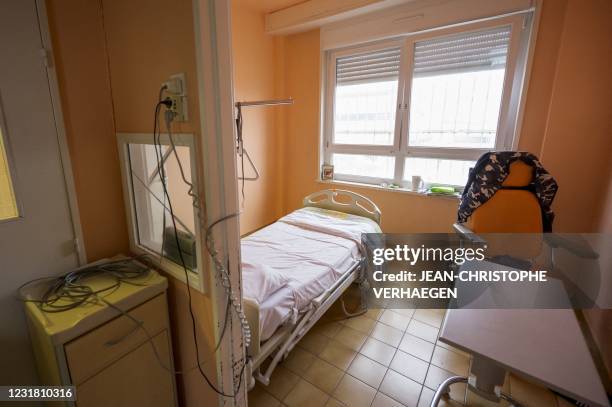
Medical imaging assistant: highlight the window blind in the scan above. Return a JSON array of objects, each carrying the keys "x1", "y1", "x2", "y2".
[
  {"x1": 336, "y1": 48, "x2": 401, "y2": 85},
  {"x1": 413, "y1": 25, "x2": 511, "y2": 76}
]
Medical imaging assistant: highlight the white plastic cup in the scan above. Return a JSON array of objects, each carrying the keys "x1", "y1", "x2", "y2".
[{"x1": 412, "y1": 175, "x2": 423, "y2": 191}]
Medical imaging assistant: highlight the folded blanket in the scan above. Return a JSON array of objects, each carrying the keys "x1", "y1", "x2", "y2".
[
  {"x1": 241, "y1": 261, "x2": 289, "y2": 305},
  {"x1": 278, "y1": 207, "x2": 381, "y2": 253}
]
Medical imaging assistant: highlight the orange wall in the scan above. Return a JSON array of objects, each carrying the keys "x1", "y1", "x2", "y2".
[
  {"x1": 537, "y1": 0, "x2": 612, "y2": 232},
  {"x1": 231, "y1": 0, "x2": 283, "y2": 235},
  {"x1": 101, "y1": 1, "x2": 219, "y2": 406},
  {"x1": 278, "y1": 29, "x2": 459, "y2": 233},
  {"x1": 272, "y1": 0, "x2": 611, "y2": 233},
  {"x1": 46, "y1": 0, "x2": 129, "y2": 260},
  {"x1": 48, "y1": 1, "x2": 218, "y2": 406}
]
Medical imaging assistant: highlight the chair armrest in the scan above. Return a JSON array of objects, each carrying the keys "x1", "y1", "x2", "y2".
[
  {"x1": 453, "y1": 223, "x2": 487, "y2": 245},
  {"x1": 544, "y1": 234, "x2": 599, "y2": 259}
]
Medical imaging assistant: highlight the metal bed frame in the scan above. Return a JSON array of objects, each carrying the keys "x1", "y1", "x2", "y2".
[{"x1": 244, "y1": 189, "x2": 381, "y2": 389}]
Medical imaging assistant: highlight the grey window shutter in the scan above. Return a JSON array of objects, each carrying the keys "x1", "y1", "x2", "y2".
[
  {"x1": 413, "y1": 25, "x2": 511, "y2": 77},
  {"x1": 336, "y1": 48, "x2": 401, "y2": 85}
]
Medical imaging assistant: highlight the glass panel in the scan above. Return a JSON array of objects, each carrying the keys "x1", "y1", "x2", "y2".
[
  {"x1": 0, "y1": 129, "x2": 18, "y2": 221},
  {"x1": 408, "y1": 26, "x2": 510, "y2": 149},
  {"x1": 334, "y1": 80, "x2": 398, "y2": 145},
  {"x1": 332, "y1": 153, "x2": 395, "y2": 179},
  {"x1": 403, "y1": 157, "x2": 475, "y2": 186},
  {"x1": 127, "y1": 143, "x2": 197, "y2": 269}
]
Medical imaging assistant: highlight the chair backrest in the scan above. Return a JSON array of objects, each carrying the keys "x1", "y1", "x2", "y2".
[
  {"x1": 466, "y1": 161, "x2": 543, "y2": 258},
  {"x1": 467, "y1": 161, "x2": 543, "y2": 234}
]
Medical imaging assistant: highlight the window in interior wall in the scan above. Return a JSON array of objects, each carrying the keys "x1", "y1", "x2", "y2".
[
  {"x1": 324, "y1": 20, "x2": 524, "y2": 189},
  {"x1": 118, "y1": 133, "x2": 202, "y2": 289},
  {"x1": 0, "y1": 128, "x2": 18, "y2": 221}
]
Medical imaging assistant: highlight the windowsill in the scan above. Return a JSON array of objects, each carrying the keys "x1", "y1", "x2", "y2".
[{"x1": 316, "y1": 178, "x2": 461, "y2": 200}]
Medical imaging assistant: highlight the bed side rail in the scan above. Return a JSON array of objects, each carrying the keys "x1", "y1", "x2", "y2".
[
  {"x1": 303, "y1": 189, "x2": 381, "y2": 224},
  {"x1": 243, "y1": 297, "x2": 260, "y2": 357}
]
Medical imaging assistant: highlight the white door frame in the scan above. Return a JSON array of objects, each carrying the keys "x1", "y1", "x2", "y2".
[
  {"x1": 35, "y1": 0, "x2": 87, "y2": 265},
  {"x1": 193, "y1": 0, "x2": 246, "y2": 405}
]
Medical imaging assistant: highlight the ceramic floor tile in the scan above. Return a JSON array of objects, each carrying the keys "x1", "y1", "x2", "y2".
[
  {"x1": 347, "y1": 354, "x2": 387, "y2": 389},
  {"x1": 406, "y1": 319, "x2": 439, "y2": 343},
  {"x1": 388, "y1": 308, "x2": 415, "y2": 318},
  {"x1": 424, "y1": 365, "x2": 467, "y2": 401},
  {"x1": 364, "y1": 308, "x2": 384, "y2": 321},
  {"x1": 379, "y1": 370, "x2": 422, "y2": 407},
  {"x1": 343, "y1": 315, "x2": 377, "y2": 334},
  {"x1": 371, "y1": 322, "x2": 403, "y2": 347},
  {"x1": 379, "y1": 309, "x2": 411, "y2": 331},
  {"x1": 266, "y1": 365, "x2": 300, "y2": 400},
  {"x1": 465, "y1": 388, "x2": 500, "y2": 407},
  {"x1": 313, "y1": 321, "x2": 344, "y2": 339},
  {"x1": 325, "y1": 397, "x2": 347, "y2": 407},
  {"x1": 413, "y1": 309, "x2": 444, "y2": 328},
  {"x1": 282, "y1": 347, "x2": 316, "y2": 375},
  {"x1": 372, "y1": 391, "x2": 405, "y2": 407},
  {"x1": 333, "y1": 374, "x2": 377, "y2": 407},
  {"x1": 284, "y1": 378, "x2": 329, "y2": 407},
  {"x1": 303, "y1": 357, "x2": 344, "y2": 394},
  {"x1": 417, "y1": 387, "x2": 434, "y2": 407},
  {"x1": 299, "y1": 331, "x2": 331, "y2": 356},
  {"x1": 399, "y1": 333, "x2": 435, "y2": 362},
  {"x1": 389, "y1": 350, "x2": 429, "y2": 384},
  {"x1": 431, "y1": 346, "x2": 470, "y2": 376},
  {"x1": 319, "y1": 339, "x2": 358, "y2": 371},
  {"x1": 359, "y1": 337, "x2": 396, "y2": 366},
  {"x1": 334, "y1": 325, "x2": 368, "y2": 351},
  {"x1": 419, "y1": 387, "x2": 463, "y2": 407},
  {"x1": 249, "y1": 384, "x2": 281, "y2": 407}
]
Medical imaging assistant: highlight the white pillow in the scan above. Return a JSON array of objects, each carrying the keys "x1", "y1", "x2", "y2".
[{"x1": 241, "y1": 262, "x2": 289, "y2": 304}]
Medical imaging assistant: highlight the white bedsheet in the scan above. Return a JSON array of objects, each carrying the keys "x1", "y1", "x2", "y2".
[{"x1": 241, "y1": 207, "x2": 380, "y2": 341}]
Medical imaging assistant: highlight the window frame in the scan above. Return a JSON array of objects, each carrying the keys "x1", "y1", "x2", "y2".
[
  {"x1": 322, "y1": 15, "x2": 527, "y2": 189},
  {"x1": 117, "y1": 132, "x2": 205, "y2": 292},
  {"x1": 0, "y1": 103, "x2": 22, "y2": 223}
]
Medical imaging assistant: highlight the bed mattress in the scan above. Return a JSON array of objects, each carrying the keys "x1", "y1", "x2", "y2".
[{"x1": 241, "y1": 207, "x2": 380, "y2": 341}]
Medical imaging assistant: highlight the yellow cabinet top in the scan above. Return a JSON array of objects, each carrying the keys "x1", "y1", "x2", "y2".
[{"x1": 23, "y1": 258, "x2": 167, "y2": 346}]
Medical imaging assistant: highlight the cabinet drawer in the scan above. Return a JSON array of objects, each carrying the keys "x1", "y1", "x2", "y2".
[
  {"x1": 76, "y1": 331, "x2": 175, "y2": 407},
  {"x1": 65, "y1": 294, "x2": 168, "y2": 384}
]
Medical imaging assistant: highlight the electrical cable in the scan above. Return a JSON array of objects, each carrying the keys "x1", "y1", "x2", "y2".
[
  {"x1": 17, "y1": 256, "x2": 152, "y2": 313},
  {"x1": 235, "y1": 105, "x2": 246, "y2": 203},
  {"x1": 162, "y1": 102, "x2": 251, "y2": 350},
  {"x1": 17, "y1": 93, "x2": 249, "y2": 399},
  {"x1": 18, "y1": 255, "x2": 234, "y2": 378},
  {"x1": 162, "y1": 101, "x2": 251, "y2": 388},
  {"x1": 151, "y1": 99, "x2": 239, "y2": 398}
]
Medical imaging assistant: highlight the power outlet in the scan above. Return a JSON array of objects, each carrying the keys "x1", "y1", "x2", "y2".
[
  {"x1": 166, "y1": 94, "x2": 187, "y2": 122},
  {"x1": 162, "y1": 73, "x2": 188, "y2": 122}
]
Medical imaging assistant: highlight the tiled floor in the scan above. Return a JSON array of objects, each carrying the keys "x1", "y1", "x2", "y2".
[{"x1": 249, "y1": 306, "x2": 471, "y2": 407}]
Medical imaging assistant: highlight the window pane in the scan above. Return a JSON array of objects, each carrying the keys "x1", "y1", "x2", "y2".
[
  {"x1": 403, "y1": 157, "x2": 475, "y2": 187},
  {"x1": 0, "y1": 129, "x2": 18, "y2": 221},
  {"x1": 334, "y1": 81, "x2": 398, "y2": 145},
  {"x1": 408, "y1": 26, "x2": 511, "y2": 148},
  {"x1": 127, "y1": 143, "x2": 197, "y2": 269},
  {"x1": 334, "y1": 48, "x2": 401, "y2": 145},
  {"x1": 332, "y1": 153, "x2": 395, "y2": 179}
]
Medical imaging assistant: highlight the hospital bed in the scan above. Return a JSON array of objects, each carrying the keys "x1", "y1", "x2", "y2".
[{"x1": 241, "y1": 189, "x2": 381, "y2": 388}]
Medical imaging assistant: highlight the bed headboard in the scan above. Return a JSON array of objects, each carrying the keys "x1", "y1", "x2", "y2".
[{"x1": 303, "y1": 189, "x2": 381, "y2": 224}]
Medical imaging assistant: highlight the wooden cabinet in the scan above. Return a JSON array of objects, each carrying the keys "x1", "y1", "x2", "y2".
[{"x1": 24, "y1": 265, "x2": 177, "y2": 407}]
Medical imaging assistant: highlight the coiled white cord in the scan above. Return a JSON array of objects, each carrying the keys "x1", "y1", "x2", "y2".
[{"x1": 164, "y1": 110, "x2": 252, "y2": 348}]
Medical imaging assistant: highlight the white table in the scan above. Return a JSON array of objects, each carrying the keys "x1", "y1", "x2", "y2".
[{"x1": 439, "y1": 309, "x2": 610, "y2": 407}]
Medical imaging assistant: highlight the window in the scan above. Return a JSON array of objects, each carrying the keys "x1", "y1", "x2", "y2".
[
  {"x1": 0, "y1": 127, "x2": 18, "y2": 221},
  {"x1": 118, "y1": 133, "x2": 203, "y2": 290},
  {"x1": 324, "y1": 18, "x2": 527, "y2": 189}
]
